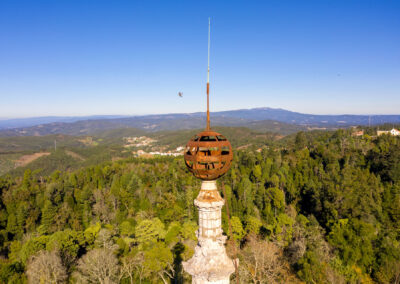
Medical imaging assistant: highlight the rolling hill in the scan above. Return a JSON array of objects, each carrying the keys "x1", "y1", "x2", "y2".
[
  {"x1": 0, "y1": 126, "x2": 283, "y2": 176},
  {"x1": 0, "y1": 107, "x2": 399, "y2": 137},
  {"x1": 0, "y1": 115, "x2": 128, "y2": 130}
]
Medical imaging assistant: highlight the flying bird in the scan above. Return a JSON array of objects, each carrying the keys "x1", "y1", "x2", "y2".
[{"x1": 178, "y1": 92, "x2": 183, "y2": 97}]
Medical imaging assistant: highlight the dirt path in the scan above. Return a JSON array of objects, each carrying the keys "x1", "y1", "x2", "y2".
[
  {"x1": 236, "y1": 144, "x2": 251, "y2": 150},
  {"x1": 65, "y1": 150, "x2": 86, "y2": 161},
  {"x1": 15, "y1": 152, "x2": 51, "y2": 168}
]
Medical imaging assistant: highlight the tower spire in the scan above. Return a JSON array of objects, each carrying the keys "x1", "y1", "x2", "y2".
[
  {"x1": 183, "y1": 19, "x2": 235, "y2": 284},
  {"x1": 206, "y1": 18, "x2": 211, "y2": 131}
]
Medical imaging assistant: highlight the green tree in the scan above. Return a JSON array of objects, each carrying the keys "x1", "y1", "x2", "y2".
[
  {"x1": 245, "y1": 216, "x2": 262, "y2": 235},
  {"x1": 144, "y1": 242, "x2": 174, "y2": 284},
  {"x1": 135, "y1": 218, "x2": 166, "y2": 248},
  {"x1": 230, "y1": 216, "x2": 245, "y2": 241}
]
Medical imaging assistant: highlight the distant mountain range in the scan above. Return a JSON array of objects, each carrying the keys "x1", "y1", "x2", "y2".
[
  {"x1": 0, "y1": 107, "x2": 399, "y2": 137},
  {"x1": 0, "y1": 115, "x2": 128, "y2": 130}
]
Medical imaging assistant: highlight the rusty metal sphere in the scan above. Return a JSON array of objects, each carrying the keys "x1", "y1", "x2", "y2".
[{"x1": 184, "y1": 130, "x2": 233, "y2": 180}]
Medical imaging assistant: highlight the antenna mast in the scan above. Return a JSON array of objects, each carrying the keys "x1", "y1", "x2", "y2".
[{"x1": 206, "y1": 18, "x2": 211, "y2": 131}]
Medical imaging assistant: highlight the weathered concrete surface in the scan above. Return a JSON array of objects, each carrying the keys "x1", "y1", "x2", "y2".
[{"x1": 183, "y1": 181, "x2": 235, "y2": 284}]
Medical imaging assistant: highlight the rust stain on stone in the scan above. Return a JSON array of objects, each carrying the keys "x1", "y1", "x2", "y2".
[{"x1": 196, "y1": 189, "x2": 223, "y2": 203}]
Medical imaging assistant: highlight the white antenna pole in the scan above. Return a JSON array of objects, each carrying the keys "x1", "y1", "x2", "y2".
[
  {"x1": 206, "y1": 18, "x2": 211, "y2": 130},
  {"x1": 207, "y1": 17, "x2": 211, "y2": 84}
]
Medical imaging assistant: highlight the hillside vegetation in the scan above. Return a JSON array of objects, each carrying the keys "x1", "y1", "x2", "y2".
[
  {"x1": 0, "y1": 127, "x2": 280, "y2": 176},
  {"x1": 0, "y1": 129, "x2": 399, "y2": 283}
]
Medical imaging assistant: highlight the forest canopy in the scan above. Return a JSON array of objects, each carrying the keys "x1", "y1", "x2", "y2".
[{"x1": 0, "y1": 129, "x2": 399, "y2": 283}]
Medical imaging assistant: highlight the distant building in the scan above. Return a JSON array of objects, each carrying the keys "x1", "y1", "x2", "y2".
[
  {"x1": 135, "y1": 149, "x2": 183, "y2": 158},
  {"x1": 391, "y1": 128, "x2": 400, "y2": 136},
  {"x1": 176, "y1": 146, "x2": 184, "y2": 152},
  {"x1": 377, "y1": 130, "x2": 389, "y2": 136},
  {"x1": 123, "y1": 136, "x2": 156, "y2": 148},
  {"x1": 352, "y1": 130, "x2": 364, "y2": 137},
  {"x1": 377, "y1": 128, "x2": 400, "y2": 136}
]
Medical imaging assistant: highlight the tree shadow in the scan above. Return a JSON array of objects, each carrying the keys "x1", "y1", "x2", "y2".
[{"x1": 172, "y1": 242, "x2": 185, "y2": 284}]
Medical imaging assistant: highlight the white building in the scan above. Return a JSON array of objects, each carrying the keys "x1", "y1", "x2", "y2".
[
  {"x1": 390, "y1": 128, "x2": 400, "y2": 136},
  {"x1": 377, "y1": 128, "x2": 400, "y2": 136}
]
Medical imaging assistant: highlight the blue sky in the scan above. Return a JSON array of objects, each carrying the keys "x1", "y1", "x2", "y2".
[{"x1": 0, "y1": 0, "x2": 399, "y2": 118}]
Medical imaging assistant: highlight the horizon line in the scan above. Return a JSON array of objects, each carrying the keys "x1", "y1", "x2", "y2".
[{"x1": 0, "y1": 107, "x2": 399, "y2": 120}]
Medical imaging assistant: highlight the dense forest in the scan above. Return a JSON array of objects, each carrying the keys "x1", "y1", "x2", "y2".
[{"x1": 0, "y1": 129, "x2": 399, "y2": 283}]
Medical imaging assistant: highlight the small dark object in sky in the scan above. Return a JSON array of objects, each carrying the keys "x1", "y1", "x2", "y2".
[{"x1": 178, "y1": 92, "x2": 183, "y2": 97}]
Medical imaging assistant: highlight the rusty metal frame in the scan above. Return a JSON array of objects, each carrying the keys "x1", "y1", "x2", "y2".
[{"x1": 184, "y1": 130, "x2": 233, "y2": 180}]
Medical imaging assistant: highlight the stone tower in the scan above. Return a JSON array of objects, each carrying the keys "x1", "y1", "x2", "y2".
[
  {"x1": 182, "y1": 18, "x2": 235, "y2": 284},
  {"x1": 182, "y1": 181, "x2": 235, "y2": 283}
]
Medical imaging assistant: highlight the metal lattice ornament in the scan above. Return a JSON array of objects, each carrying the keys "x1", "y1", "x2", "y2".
[{"x1": 184, "y1": 130, "x2": 232, "y2": 180}]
